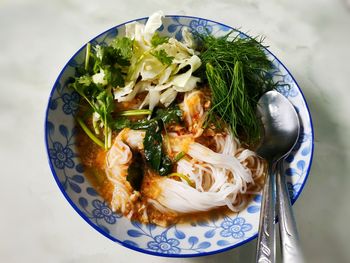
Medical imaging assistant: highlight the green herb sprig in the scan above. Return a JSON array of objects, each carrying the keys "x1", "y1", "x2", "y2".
[
  {"x1": 197, "y1": 32, "x2": 276, "y2": 143},
  {"x1": 151, "y1": 32, "x2": 169, "y2": 47},
  {"x1": 151, "y1": 49, "x2": 174, "y2": 65},
  {"x1": 70, "y1": 37, "x2": 134, "y2": 149}
]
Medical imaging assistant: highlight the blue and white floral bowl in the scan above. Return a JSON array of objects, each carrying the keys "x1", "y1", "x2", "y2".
[{"x1": 45, "y1": 15, "x2": 314, "y2": 257}]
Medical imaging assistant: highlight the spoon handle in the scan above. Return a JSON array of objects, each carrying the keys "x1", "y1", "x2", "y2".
[
  {"x1": 276, "y1": 161, "x2": 304, "y2": 263},
  {"x1": 256, "y1": 163, "x2": 276, "y2": 263}
]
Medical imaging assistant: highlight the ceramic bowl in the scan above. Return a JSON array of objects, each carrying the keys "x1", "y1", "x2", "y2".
[{"x1": 45, "y1": 15, "x2": 314, "y2": 257}]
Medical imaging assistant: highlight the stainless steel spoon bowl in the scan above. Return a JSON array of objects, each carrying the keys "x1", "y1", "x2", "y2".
[
  {"x1": 256, "y1": 91, "x2": 300, "y2": 162},
  {"x1": 255, "y1": 90, "x2": 302, "y2": 263}
]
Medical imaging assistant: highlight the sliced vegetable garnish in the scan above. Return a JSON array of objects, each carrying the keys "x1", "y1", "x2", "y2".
[
  {"x1": 174, "y1": 151, "x2": 186, "y2": 162},
  {"x1": 77, "y1": 117, "x2": 104, "y2": 148},
  {"x1": 118, "y1": 109, "x2": 152, "y2": 116},
  {"x1": 84, "y1": 43, "x2": 91, "y2": 71},
  {"x1": 168, "y1": 173, "x2": 195, "y2": 187}
]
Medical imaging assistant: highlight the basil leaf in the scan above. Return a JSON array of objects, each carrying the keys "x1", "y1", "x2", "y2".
[
  {"x1": 156, "y1": 104, "x2": 182, "y2": 125},
  {"x1": 111, "y1": 106, "x2": 182, "y2": 176},
  {"x1": 144, "y1": 127, "x2": 162, "y2": 171}
]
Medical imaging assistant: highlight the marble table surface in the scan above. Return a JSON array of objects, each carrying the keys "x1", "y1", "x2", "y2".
[{"x1": 1, "y1": 0, "x2": 350, "y2": 262}]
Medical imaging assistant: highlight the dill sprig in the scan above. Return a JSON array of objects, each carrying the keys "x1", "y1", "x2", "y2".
[{"x1": 196, "y1": 32, "x2": 276, "y2": 144}]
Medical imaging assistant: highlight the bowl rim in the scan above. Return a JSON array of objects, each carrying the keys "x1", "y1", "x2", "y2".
[{"x1": 44, "y1": 14, "x2": 314, "y2": 258}]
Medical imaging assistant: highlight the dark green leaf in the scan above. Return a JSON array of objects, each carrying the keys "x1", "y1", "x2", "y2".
[
  {"x1": 111, "y1": 118, "x2": 157, "y2": 131},
  {"x1": 141, "y1": 117, "x2": 174, "y2": 176},
  {"x1": 156, "y1": 104, "x2": 182, "y2": 125},
  {"x1": 144, "y1": 128, "x2": 162, "y2": 171},
  {"x1": 131, "y1": 119, "x2": 158, "y2": 130}
]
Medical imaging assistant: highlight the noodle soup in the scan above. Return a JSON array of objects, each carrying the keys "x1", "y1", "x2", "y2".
[
  {"x1": 71, "y1": 12, "x2": 270, "y2": 227},
  {"x1": 76, "y1": 88, "x2": 266, "y2": 226}
]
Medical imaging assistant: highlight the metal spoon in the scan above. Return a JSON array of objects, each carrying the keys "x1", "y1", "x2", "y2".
[{"x1": 255, "y1": 90, "x2": 302, "y2": 263}]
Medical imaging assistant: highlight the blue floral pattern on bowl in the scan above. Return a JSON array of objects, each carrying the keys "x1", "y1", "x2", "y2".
[
  {"x1": 49, "y1": 141, "x2": 75, "y2": 169},
  {"x1": 62, "y1": 92, "x2": 80, "y2": 115},
  {"x1": 220, "y1": 217, "x2": 252, "y2": 239},
  {"x1": 92, "y1": 200, "x2": 119, "y2": 224},
  {"x1": 45, "y1": 15, "x2": 314, "y2": 257},
  {"x1": 189, "y1": 19, "x2": 213, "y2": 34},
  {"x1": 148, "y1": 233, "x2": 181, "y2": 254}
]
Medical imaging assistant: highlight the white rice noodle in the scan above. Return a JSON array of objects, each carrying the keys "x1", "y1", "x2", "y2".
[
  {"x1": 214, "y1": 134, "x2": 226, "y2": 153},
  {"x1": 188, "y1": 142, "x2": 254, "y2": 185},
  {"x1": 154, "y1": 178, "x2": 242, "y2": 213},
  {"x1": 147, "y1": 198, "x2": 170, "y2": 213},
  {"x1": 153, "y1": 133, "x2": 263, "y2": 213}
]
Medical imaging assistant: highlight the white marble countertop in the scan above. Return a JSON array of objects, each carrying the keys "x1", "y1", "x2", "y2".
[{"x1": 1, "y1": 0, "x2": 350, "y2": 262}]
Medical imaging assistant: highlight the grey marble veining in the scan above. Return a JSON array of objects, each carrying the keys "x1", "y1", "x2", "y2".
[{"x1": 1, "y1": 0, "x2": 350, "y2": 262}]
